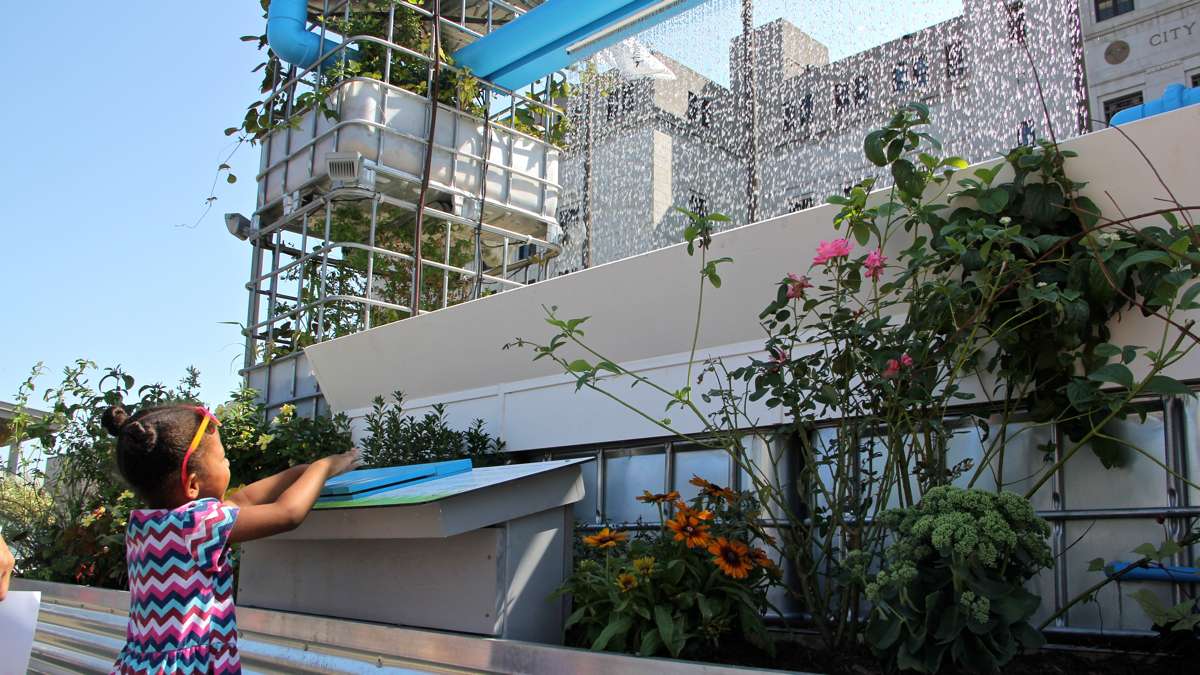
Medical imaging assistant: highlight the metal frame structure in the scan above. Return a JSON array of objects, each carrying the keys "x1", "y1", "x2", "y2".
[
  {"x1": 241, "y1": 0, "x2": 569, "y2": 414},
  {"x1": 516, "y1": 391, "x2": 1200, "y2": 637}
]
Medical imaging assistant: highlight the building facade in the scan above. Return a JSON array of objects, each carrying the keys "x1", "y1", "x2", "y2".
[
  {"x1": 555, "y1": 0, "x2": 1089, "y2": 270},
  {"x1": 1081, "y1": 0, "x2": 1200, "y2": 127}
]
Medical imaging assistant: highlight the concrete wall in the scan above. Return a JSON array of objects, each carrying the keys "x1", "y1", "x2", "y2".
[{"x1": 306, "y1": 105, "x2": 1200, "y2": 442}]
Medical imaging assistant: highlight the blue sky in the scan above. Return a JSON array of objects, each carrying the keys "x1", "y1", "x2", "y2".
[
  {"x1": 0, "y1": 0, "x2": 964, "y2": 410},
  {"x1": 2, "y1": 1, "x2": 266, "y2": 407}
]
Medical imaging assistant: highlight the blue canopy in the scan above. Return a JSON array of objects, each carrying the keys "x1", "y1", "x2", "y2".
[{"x1": 453, "y1": 0, "x2": 709, "y2": 90}]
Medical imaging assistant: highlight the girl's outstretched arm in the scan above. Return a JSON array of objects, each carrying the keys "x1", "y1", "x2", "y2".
[
  {"x1": 227, "y1": 463, "x2": 311, "y2": 507},
  {"x1": 228, "y1": 449, "x2": 360, "y2": 543}
]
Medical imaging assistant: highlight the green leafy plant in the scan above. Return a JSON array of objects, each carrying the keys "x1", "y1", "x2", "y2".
[
  {"x1": 0, "y1": 471, "x2": 54, "y2": 579},
  {"x1": 6, "y1": 361, "x2": 351, "y2": 588},
  {"x1": 360, "y1": 390, "x2": 505, "y2": 468},
  {"x1": 510, "y1": 102, "x2": 1200, "y2": 662},
  {"x1": 557, "y1": 478, "x2": 778, "y2": 658},
  {"x1": 864, "y1": 487, "x2": 1051, "y2": 673},
  {"x1": 232, "y1": 1, "x2": 566, "y2": 156},
  {"x1": 1130, "y1": 590, "x2": 1200, "y2": 635},
  {"x1": 218, "y1": 389, "x2": 354, "y2": 484}
]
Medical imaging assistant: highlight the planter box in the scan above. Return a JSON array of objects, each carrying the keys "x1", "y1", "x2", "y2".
[{"x1": 238, "y1": 459, "x2": 588, "y2": 643}]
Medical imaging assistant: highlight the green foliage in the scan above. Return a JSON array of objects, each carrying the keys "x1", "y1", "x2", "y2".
[
  {"x1": 360, "y1": 391, "x2": 505, "y2": 468},
  {"x1": 511, "y1": 101, "x2": 1200, "y2": 667},
  {"x1": 6, "y1": 361, "x2": 349, "y2": 589},
  {"x1": 557, "y1": 482, "x2": 777, "y2": 659},
  {"x1": 233, "y1": 1, "x2": 568, "y2": 152},
  {"x1": 1130, "y1": 590, "x2": 1200, "y2": 634},
  {"x1": 865, "y1": 487, "x2": 1052, "y2": 673},
  {"x1": 0, "y1": 472, "x2": 54, "y2": 578},
  {"x1": 218, "y1": 390, "x2": 354, "y2": 485}
]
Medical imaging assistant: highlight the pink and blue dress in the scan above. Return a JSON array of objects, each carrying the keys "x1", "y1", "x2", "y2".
[{"x1": 111, "y1": 498, "x2": 241, "y2": 674}]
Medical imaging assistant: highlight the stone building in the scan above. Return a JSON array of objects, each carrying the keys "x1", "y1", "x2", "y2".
[
  {"x1": 1081, "y1": 0, "x2": 1200, "y2": 127},
  {"x1": 554, "y1": 0, "x2": 1086, "y2": 271}
]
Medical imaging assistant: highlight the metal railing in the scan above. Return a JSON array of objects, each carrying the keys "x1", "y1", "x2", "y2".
[
  {"x1": 516, "y1": 391, "x2": 1200, "y2": 638},
  {"x1": 16, "y1": 579, "x2": 796, "y2": 675}
]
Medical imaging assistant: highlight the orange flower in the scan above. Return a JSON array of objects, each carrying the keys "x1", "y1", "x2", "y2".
[
  {"x1": 616, "y1": 573, "x2": 639, "y2": 592},
  {"x1": 689, "y1": 475, "x2": 736, "y2": 502},
  {"x1": 750, "y1": 547, "x2": 775, "y2": 569},
  {"x1": 637, "y1": 489, "x2": 681, "y2": 504},
  {"x1": 666, "y1": 510, "x2": 712, "y2": 549},
  {"x1": 583, "y1": 527, "x2": 628, "y2": 549},
  {"x1": 673, "y1": 501, "x2": 713, "y2": 521},
  {"x1": 708, "y1": 538, "x2": 755, "y2": 579}
]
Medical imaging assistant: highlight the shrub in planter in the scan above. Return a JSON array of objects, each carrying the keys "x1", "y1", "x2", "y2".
[
  {"x1": 865, "y1": 486, "x2": 1052, "y2": 673},
  {"x1": 557, "y1": 477, "x2": 779, "y2": 659},
  {"x1": 360, "y1": 391, "x2": 505, "y2": 468}
]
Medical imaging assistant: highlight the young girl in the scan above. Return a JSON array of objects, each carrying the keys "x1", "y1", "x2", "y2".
[{"x1": 101, "y1": 403, "x2": 360, "y2": 674}]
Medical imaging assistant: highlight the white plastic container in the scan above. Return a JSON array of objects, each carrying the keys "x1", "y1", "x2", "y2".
[{"x1": 258, "y1": 78, "x2": 561, "y2": 227}]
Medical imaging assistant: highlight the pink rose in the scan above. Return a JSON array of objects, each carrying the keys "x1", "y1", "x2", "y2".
[
  {"x1": 900, "y1": 353, "x2": 914, "y2": 368},
  {"x1": 786, "y1": 273, "x2": 813, "y2": 299},
  {"x1": 864, "y1": 249, "x2": 887, "y2": 281},
  {"x1": 769, "y1": 348, "x2": 790, "y2": 366},
  {"x1": 813, "y1": 239, "x2": 852, "y2": 266},
  {"x1": 882, "y1": 359, "x2": 901, "y2": 379}
]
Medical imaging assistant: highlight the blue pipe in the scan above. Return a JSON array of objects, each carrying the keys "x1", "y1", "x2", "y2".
[
  {"x1": 267, "y1": 0, "x2": 350, "y2": 70},
  {"x1": 453, "y1": 1, "x2": 637, "y2": 81},
  {"x1": 453, "y1": 0, "x2": 709, "y2": 91},
  {"x1": 1110, "y1": 83, "x2": 1200, "y2": 126},
  {"x1": 1107, "y1": 560, "x2": 1200, "y2": 583}
]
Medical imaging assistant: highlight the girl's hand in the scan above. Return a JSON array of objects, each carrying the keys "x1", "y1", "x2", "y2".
[
  {"x1": 230, "y1": 449, "x2": 363, "y2": 543},
  {"x1": 325, "y1": 448, "x2": 363, "y2": 477}
]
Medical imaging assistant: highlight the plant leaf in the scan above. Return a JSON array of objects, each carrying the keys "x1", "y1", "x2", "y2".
[
  {"x1": 892, "y1": 159, "x2": 924, "y2": 198},
  {"x1": 1116, "y1": 251, "x2": 1172, "y2": 275},
  {"x1": 591, "y1": 614, "x2": 632, "y2": 651},
  {"x1": 654, "y1": 606, "x2": 681, "y2": 658},
  {"x1": 1087, "y1": 363, "x2": 1134, "y2": 389},
  {"x1": 1142, "y1": 376, "x2": 1191, "y2": 396},
  {"x1": 865, "y1": 130, "x2": 888, "y2": 167}
]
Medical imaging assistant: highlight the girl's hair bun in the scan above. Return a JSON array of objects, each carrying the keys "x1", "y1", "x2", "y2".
[
  {"x1": 101, "y1": 405, "x2": 130, "y2": 437},
  {"x1": 123, "y1": 419, "x2": 158, "y2": 453}
]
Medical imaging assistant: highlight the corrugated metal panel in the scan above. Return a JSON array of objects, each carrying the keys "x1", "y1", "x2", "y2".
[{"x1": 15, "y1": 579, "x2": 801, "y2": 675}]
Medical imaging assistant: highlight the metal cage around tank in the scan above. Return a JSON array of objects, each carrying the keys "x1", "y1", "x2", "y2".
[{"x1": 240, "y1": 0, "x2": 571, "y2": 417}]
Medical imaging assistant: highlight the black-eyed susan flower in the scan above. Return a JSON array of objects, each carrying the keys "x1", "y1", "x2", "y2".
[
  {"x1": 688, "y1": 475, "x2": 736, "y2": 502},
  {"x1": 636, "y1": 489, "x2": 681, "y2": 504},
  {"x1": 708, "y1": 537, "x2": 754, "y2": 579},
  {"x1": 750, "y1": 546, "x2": 775, "y2": 569},
  {"x1": 582, "y1": 527, "x2": 628, "y2": 549},
  {"x1": 633, "y1": 556, "x2": 656, "y2": 577},
  {"x1": 666, "y1": 510, "x2": 712, "y2": 549},
  {"x1": 616, "y1": 573, "x2": 639, "y2": 592}
]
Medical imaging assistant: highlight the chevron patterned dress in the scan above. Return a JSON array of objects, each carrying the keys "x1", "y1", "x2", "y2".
[{"x1": 112, "y1": 498, "x2": 241, "y2": 674}]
